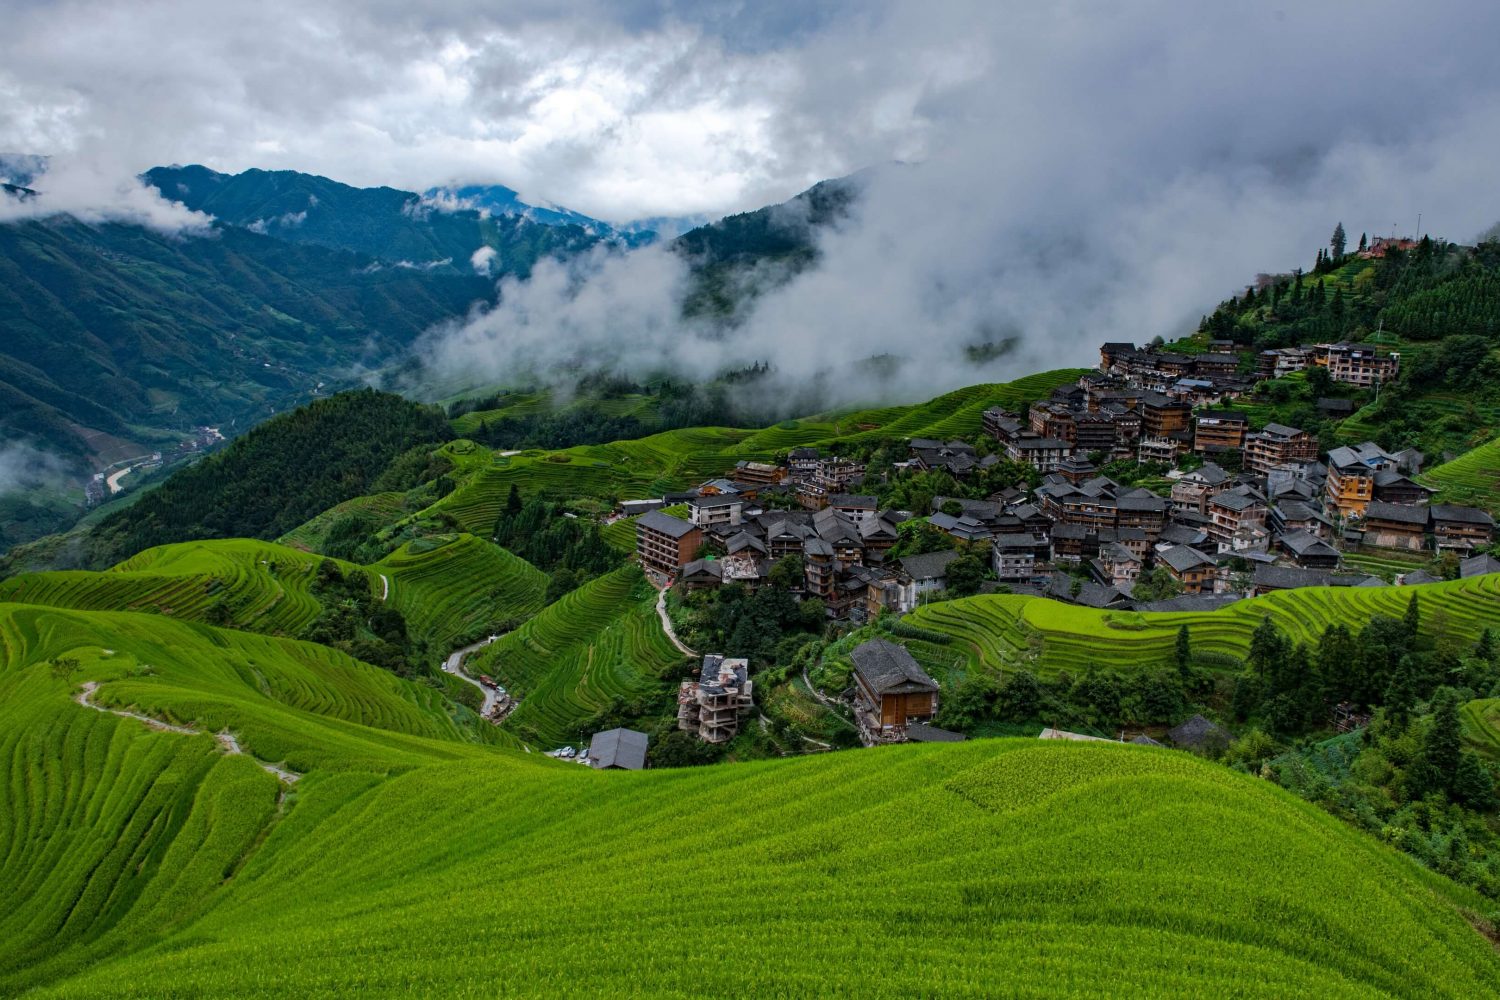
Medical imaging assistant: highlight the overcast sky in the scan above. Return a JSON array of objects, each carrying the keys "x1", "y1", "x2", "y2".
[{"x1": 5, "y1": 1, "x2": 1500, "y2": 404}]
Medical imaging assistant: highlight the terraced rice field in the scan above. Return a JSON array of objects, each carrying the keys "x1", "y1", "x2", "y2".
[
  {"x1": 1339, "y1": 393, "x2": 1500, "y2": 449},
  {"x1": 432, "y1": 371, "x2": 1088, "y2": 531},
  {"x1": 8, "y1": 670, "x2": 1497, "y2": 1000},
  {"x1": 277, "y1": 491, "x2": 410, "y2": 552},
  {"x1": 904, "y1": 574, "x2": 1500, "y2": 677},
  {"x1": 374, "y1": 534, "x2": 547, "y2": 648},
  {"x1": 0, "y1": 535, "x2": 548, "y2": 656},
  {"x1": 1460, "y1": 698, "x2": 1500, "y2": 758},
  {"x1": 1341, "y1": 548, "x2": 1433, "y2": 582},
  {"x1": 466, "y1": 565, "x2": 686, "y2": 745},
  {"x1": 1422, "y1": 434, "x2": 1500, "y2": 515},
  {"x1": 0, "y1": 539, "x2": 368, "y2": 635},
  {"x1": 0, "y1": 601, "x2": 491, "y2": 992}
]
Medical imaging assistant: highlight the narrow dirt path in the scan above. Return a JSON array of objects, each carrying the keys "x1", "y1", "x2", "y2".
[
  {"x1": 802, "y1": 667, "x2": 838, "y2": 709},
  {"x1": 378, "y1": 573, "x2": 390, "y2": 601},
  {"x1": 654, "y1": 585, "x2": 697, "y2": 657},
  {"x1": 76, "y1": 681, "x2": 301, "y2": 784}
]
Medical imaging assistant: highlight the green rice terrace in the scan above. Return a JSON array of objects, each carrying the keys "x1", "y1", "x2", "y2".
[
  {"x1": 3, "y1": 599, "x2": 1498, "y2": 997},
  {"x1": 1423, "y1": 434, "x2": 1500, "y2": 516},
  {"x1": 900, "y1": 574, "x2": 1500, "y2": 679},
  {"x1": 7, "y1": 361, "x2": 1500, "y2": 995},
  {"x1": 428, "y1": 370, "x2": 1086, "y2": 534}
]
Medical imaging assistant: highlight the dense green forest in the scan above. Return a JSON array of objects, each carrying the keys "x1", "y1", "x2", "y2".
[
  {"x1": 0, "y1": 214, "x2": 491, "y2": 487},
  {"x1": 672, "y1": 175, "x2": 860, "y2": 320},
  {"x1": 83, "y1": 391, "x2": 450, "y2": 567},
  {"x1": 1196, "y1": 231, "x2": 1500, "y2": 456}
]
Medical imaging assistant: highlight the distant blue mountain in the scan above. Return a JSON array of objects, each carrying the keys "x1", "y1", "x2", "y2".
[{"x1": 426, "y1": 184, "x2": 707, "y2": 245}]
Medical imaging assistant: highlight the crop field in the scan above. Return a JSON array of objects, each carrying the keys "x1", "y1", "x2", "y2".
[
  {"x1": 10, "y1": 704, "x2": 1498, "y2": 998},
  {"x1": 1461, "y1": 699, "x2": 1500, "y2": 759},
  {"x1": 374, "y1": 534, "x2": 548, "y2": 649},
  {"x1": 1422, "y1": 434, "x2": 1500, "y2": 515},
  {"x1": 0, "y1": 601, "x2": 494, "y2": 992},
  {"x1": 0, "y1": 539, "x2": 370, "y2": 636},
  {"x1": 430, "y1": 370, "x2": 1088, "y2": 532},
  {"x1": 465, "y1": 565, "x2": 685, "y2": 746},
  {"x1": 1339, "y1": 392, "x2": 1500, "y2": 449},
  {"x1": 903, "y1": 574, "x2": 1500, "y2": 677},
  {"x1": 277, "y1": 491, "x2": 410, "y2": 552},
  {"x1": 1341, "y1": 548, "x2": 1433, "y2": 582},
  {"x1": 0, "y1": 535, "x2": 547, "y2": 658}
]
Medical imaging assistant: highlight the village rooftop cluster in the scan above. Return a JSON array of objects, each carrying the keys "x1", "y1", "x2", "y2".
[{"x1": 628, "y1": 336, "x2": 1494, "y2": 623}]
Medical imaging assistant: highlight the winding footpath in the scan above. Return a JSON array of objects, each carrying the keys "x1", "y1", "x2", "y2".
[
  {"x1": 75, "y1": 681, "x2": 301, "y2": 783},
  {"x1": 654, "y1": 586, "x2": 697, "y2": 657},
  {"x1": 378, "y1": 573, "x2": 390, "y2": 601}
]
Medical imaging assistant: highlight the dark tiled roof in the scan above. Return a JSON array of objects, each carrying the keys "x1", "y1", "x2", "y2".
[
  {"x1": 851, "y1": 639, "x2": 939, "y2": 695},
  {"x1": 1363, "y1": 501, "x2": 1428, "y2": 526},
  {"x1": 898, "y1": 549, "x2": 961, "y2": 580},
  {"x1": 589, "y1": 728, "x2": 649, "y2": 769},
  {"x1": 906, "y1": 723, "x2": 967, "y2": 743},
  {"x1": 1167, "y1": 714, "x2": 1232, "y2": 750},
  {"x1": 637, "y1": 510, "x2": 697, "y2": 538},
  {"x1": 1431, "y1": 504, "x2": 1495, "y2": 527},
  {"x1": 1461, "y1": 554, "x2": 1500, "y2": 578},
  {"x1": 1160, "y1": 545, "x2": 1215, "y2": 573},
  {"x1": 1254, "y1": 564, "x2": 1331, "y2": 590}
]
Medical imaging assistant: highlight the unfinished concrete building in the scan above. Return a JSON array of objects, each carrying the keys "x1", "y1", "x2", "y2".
[{"x1": 678, "y1": 655, "x2": 754, "y2": 743}]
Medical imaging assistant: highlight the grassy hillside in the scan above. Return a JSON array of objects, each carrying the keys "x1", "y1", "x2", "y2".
[
  {"x1": 84, "y1": 390, "x2": 450, "y2": 567},
  {"x1": 0, "y1": 601, "x2": 492, "y2": 992},
  {"x1": 900, "y1": 574, "x2": 1500, "y2": 679},
  {"x1": 0, "y1": 539, "x2": 362, "y2": 635},
  {"x1": 7, "y1": 672, "x2": 1496, "y2": 999},
  {"x1": 1422, "y1": 434, "x2": 1500, "y2": 515},
  {"x1": 467, "y1": 564, "x2": 685, "y2": 746},
  {"x1": 432, "y1": 370, "x2": 1087, "y2": 534},
  {"x1": 0, "y1": 533, "x2": 547, "y2": 656},
  {"x1": 374, "y1": 533, "x2": 548, "y2": 649},
  {"x1": 1462, "y1": 699, "x2": 1500, "y2": 759}
]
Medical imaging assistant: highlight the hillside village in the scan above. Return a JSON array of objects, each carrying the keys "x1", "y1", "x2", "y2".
[{"x1": 630, "y1": 336, "x2": 1495, "y2": 652}]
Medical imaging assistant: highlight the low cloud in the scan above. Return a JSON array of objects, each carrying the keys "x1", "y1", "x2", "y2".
[
  {"x1": 470, "y1": 245, "x2": 497, "y2": 274},
  {"x1": 416, "y1": 92, "x2": 1500, "y2": 416},
  {"x1": 246, "y1": 203, "x2": 309, "y2": 233},
  {"x1": 0, "y1": 443, "x2": 71, "y2": 495},
  {"x1": 0, "y1": 151, "x2": 213, "y2": 234}
]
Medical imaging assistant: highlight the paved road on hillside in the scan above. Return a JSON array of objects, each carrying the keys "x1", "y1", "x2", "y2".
[{"x1": 442, "y1": 636, "x2": 502, "y2": 715}]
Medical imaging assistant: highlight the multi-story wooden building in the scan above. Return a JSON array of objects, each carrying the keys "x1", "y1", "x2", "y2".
[
  {"x1": 636, "y1": 510, "x2": 703, "y2": 575},
  {"x1": 1171, "y1": 463, "x2": 1231, "y2": 515},
  {"x1": 1159, "y1": 544, "x2": 1219, "y2": 594},
  {"x1": 1193, "y1": 411, "x2": 1249, "y2": 454},
  {"x1": 851, "y1": 639, "x2": 940, "y2": 741},
  {"x1": 1206, "y1": 488, "x2": 1268, "y2": 549},
  {"x1": 1325, "y1": 442, "x2": 1396, "y2": 517},
  {"x1": 1140, "y1": 393, "x2": 1192, "y2": 438},
  {"x1": 1431, "y1": 504, "x2": 1496, "y2": 552},
  {"x1": 1360, "y1": 501, "x2": 1428, "y2": 550},
  {"x1": 1316, "y1": 342, "x2": 1400, "y2": 387},
  {"x1": 1244, "y1": 423, "x2": 1318, "y2": 474}
]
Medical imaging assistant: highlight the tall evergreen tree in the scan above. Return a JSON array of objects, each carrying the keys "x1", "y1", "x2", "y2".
[
  {"x1": 1175, "y1": 625, "x2": 1192, "y2": 680},
  {"x1": 1331, "y1": 222, "x2": 1347, "y2": 261},
  {"x1": 1413, "y1": 690, "x2": 1464, "y2": 798},
  {"x1": 1405, "y1": 593, "x2": 1421, "y2": 637}
]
